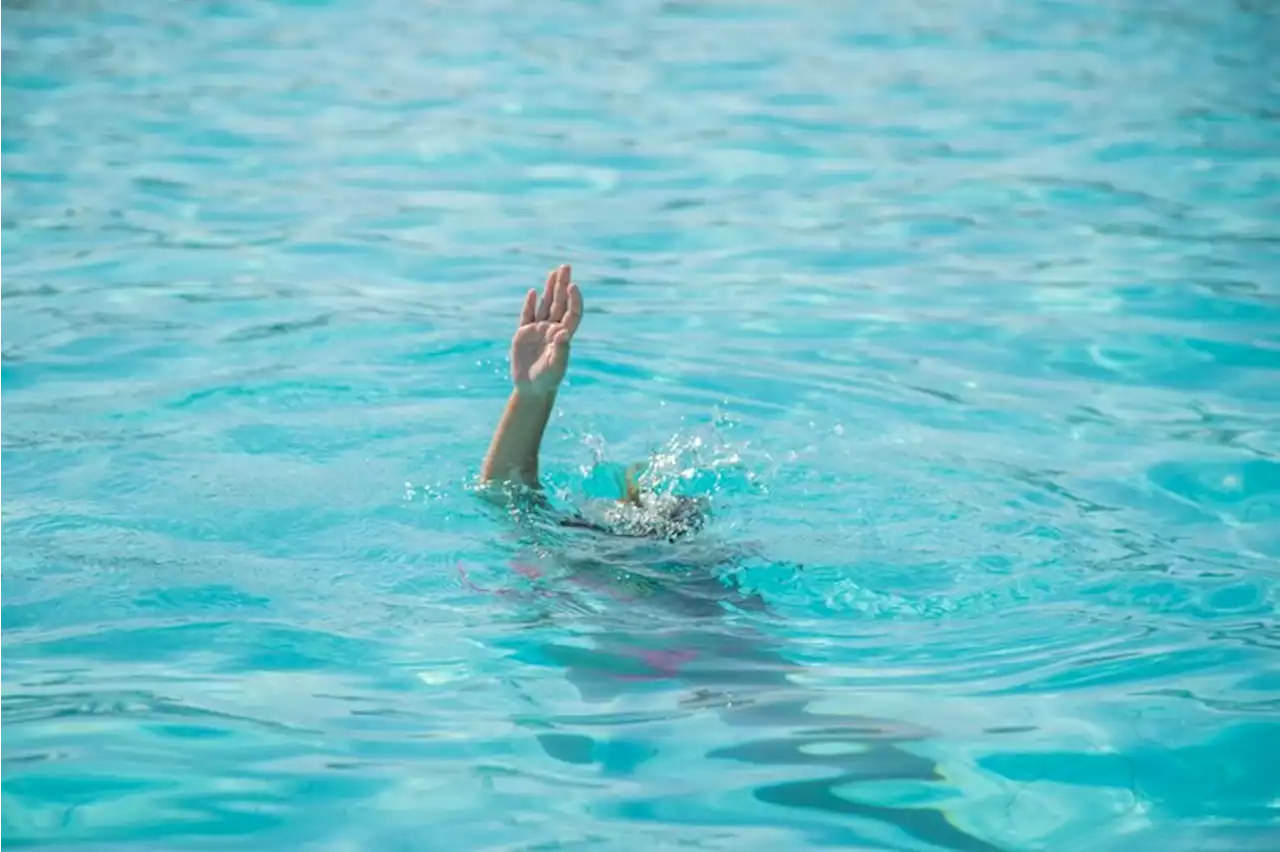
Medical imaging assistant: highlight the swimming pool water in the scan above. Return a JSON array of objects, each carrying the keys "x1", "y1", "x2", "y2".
[{"x1": 3, "y1": 0, "x2": 1279, "y2": 849}]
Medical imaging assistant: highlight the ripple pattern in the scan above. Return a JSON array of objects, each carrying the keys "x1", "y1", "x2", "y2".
[{"x1": 4, "y1": 0, "x2": 1279, "y2": 850}]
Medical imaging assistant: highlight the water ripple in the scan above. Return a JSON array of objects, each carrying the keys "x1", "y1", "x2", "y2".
[{"x1": 5, "y1": 0, "x2": 1279, "y2": 849}]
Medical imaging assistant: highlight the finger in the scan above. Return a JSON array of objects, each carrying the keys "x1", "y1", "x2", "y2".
[
  {"x1": 536, "y1": 269, "x2": 555, "y2": 321},
  {"x1": 549, "y1": 264, "x2": 570, "y2": 322},
  {"x1": 518, "y1": 289, "x2": 537, "y2": 327},
  {"x1": 560, "y1": 282, "x2": 583, "y2": 338},
  {"x1": 552, "y1": 328, "x2": 571, "y2": 346}
]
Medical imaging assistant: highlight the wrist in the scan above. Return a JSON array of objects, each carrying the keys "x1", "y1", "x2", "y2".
[{"x1": 512, "y1": 384, "x2": 557, "y2": 403}]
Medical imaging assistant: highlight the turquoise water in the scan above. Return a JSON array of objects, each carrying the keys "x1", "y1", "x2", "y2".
[{"x1": 4, "y1": 0, "x2": 1279, "y2": 848}]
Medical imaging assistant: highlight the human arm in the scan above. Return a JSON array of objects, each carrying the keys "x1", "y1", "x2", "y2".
[{"x1": 480, "y1": 264, "x2": 583, "y2": 487}]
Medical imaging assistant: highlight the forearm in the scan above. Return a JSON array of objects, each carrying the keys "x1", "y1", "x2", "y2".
[{"x1": 480, "y1": 389, "x2": 557, "y2": 487}]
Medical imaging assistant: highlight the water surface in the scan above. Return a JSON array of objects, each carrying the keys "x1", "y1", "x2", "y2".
[{"x1": 4, "y1": 0, "x2": 1279, "y2": 849}]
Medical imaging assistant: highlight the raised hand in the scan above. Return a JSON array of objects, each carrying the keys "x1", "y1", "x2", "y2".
[
  {"x1": 481, "y1": 264, "x2": 584, "y2": 486},
  {"x1": 510, "y1": 264, "x2": 583, "y2": 396}
]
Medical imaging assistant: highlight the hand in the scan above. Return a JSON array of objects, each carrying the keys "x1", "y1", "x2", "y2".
[{"x1": 510, "y1": 264, "x2": 583, "y2": 396}]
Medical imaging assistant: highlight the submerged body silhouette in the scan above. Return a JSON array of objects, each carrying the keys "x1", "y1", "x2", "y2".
[{"x1": 479, "y1": 515, "x2": 1002, "y2": 852}]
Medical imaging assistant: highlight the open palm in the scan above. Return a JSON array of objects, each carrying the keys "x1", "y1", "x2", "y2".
[{"x1": 511, "y1": 264, "x2": 583, "y2": 395}]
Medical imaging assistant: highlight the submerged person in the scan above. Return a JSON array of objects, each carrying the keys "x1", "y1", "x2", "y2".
[
  {"x1": 475, "y1": 272, "x2": 1002, "y2": 852},
  {"x1": 476, "y1": 262, "x2": 759, "y2": 617},
  {"x1": 480, "y1": 263, "x2": 707, "y2": 541}
]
